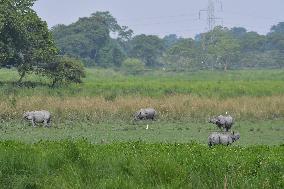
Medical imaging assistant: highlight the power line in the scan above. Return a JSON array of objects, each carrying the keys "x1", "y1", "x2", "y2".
[
  {"x1": 146, "y1": 27, "x2": 206, "y2": 36},
  {"x1": 128, "y1": 18, "x2": 200, "y2": 27},
  {"x1": 223, "y1": 11, "x2": 283, "y2": 21},
  {"x1": 117, "y1": 12, "x2": 199, "y2": 22}
]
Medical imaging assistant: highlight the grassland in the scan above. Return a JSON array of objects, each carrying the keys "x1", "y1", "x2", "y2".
[
  {"x1": 0, "y1": 68, "x2": 283, "y2": 144},
  {"x1": 0, "y1": 68, "x2": 283, "y2": 188},
  {"x1": 0, "y1": 140, "x2": 283, "y2": 189},
  {"x1": 0, "y1": 120, "x2": 283, "y2": 145},
  {"x1": 1, "y1": 68, "x2": 284, "y2": 98}
]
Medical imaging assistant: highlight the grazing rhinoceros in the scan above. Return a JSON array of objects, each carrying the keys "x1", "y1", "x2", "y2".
[
  {"x1": 209, "y1": 115, "x2": 234, "y2": 132},
  {"x1": 134, "y1": 108, "x2": 157, "y2": 121},
  {"x1": 23, "y1": 110, "x2": 51, "y2": 127},
  {"x1": 208, "y1": 131, "x2": 240, "y2": 147}
]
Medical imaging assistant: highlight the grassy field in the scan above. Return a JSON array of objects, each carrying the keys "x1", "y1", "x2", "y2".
[
  {"x1": 0, "y1": 68, "x2": 283, "y2": 188},
  {"x1": 0, "y1": 140, "x2": 283, "y2": 189},
  {"x1": 0, "y1": 68, "x2": 283, "y2": 145},
  {"x1": 1, "y1": 68, "x2": 284, "y2": 98},
  {"x1": 0, "y1": 120, "x2": 283, "y2": 145}
]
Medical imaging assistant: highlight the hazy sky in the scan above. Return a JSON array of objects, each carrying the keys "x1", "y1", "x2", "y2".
[{"x1": 33, "y1": 0, "x2": 284, "y2": 38}]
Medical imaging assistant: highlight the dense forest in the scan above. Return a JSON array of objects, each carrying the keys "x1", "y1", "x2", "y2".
[{"x1": 51, "y1": 11, "x2": 284, "y2": 71}]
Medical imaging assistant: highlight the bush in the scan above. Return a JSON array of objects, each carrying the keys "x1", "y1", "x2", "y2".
[
  {"x1": 46, "y1": 56, "x2": 86, "y2": 87},
  {"x1": 121, "y1": 58, "x2": 144, "y2": 74}
]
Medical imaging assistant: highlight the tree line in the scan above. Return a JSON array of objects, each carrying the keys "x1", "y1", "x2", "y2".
[
  {"x1": 1, "y1": 0, "x2": 284, "y2": 85},
  {"x1": 51, "y1": 12, "x2": 284, "y2": 72}
]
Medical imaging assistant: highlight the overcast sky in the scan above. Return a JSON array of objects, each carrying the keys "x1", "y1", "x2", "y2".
[{"x1": 33, "y1": 0, "x2": 284, "y2": 38}]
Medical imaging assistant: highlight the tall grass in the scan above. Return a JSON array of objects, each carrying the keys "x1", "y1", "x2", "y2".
[
  {"x1": 1, "y1": 95, "x2": 283, "y2": 122},
  {"x1": 0, "y1": 68, "x2": 283, "y2": 123},
  {"x1": 0, "y1": 140, "x2": 283, "y2": 189}
]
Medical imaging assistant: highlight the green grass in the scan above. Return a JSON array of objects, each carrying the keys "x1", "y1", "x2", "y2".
[
  {"x1": 1, "y1": 68, "x2": 284, "y2": 98},
  {"x1": 0, "y1": 68, "x2": 283, "y2": 188},
  {"x1": 0, "y1": 140, "x2": 283, "y2": 189},
  {"x1": 1, "y1": 120, "x2": 283, "y2": 145}
]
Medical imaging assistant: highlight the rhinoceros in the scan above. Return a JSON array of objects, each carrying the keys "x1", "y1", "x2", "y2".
[
  {"x1": 23, "y1": 110, "x2": 51, "y2": 127},
  {"x1": 208, "y1": 131, "x2": 240, "y2": 147},
  {"x1": 134, "y1": 108, "x2": 157, "y2": 121},
  {"x1": 209, "y1": 115, "x2": 234, "y2": 132}
]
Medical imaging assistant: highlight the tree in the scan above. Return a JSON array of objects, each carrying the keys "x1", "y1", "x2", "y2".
[
  {"x1": 46, "y1": 56, "x2": 85, "y2": 87},
  {"x1": 239, "y1": 32, "x2": 266, "y2": 52},
  {"x1": 128, "y1": 34, "x2": 164, "y2": 67},
  {"x1": 163, "y1": 34, "x2": 180, "y2": 49},
  {"x1": 270, "y1": 22, "x2": 284, "y2": 33},
  {"x1": 267, "y1": 22, "x2": 284, "y2": 51},
  {"x1": 96, "y1": 39, "x2": 126, "y2": 68},
  {"x1": 0, "y1": 0, "x2": 57, "y2": 82},
  {"x1": 207, "y1": 27, "x2": 240, "y2": 71},
  {"x1": 164, "y1": 38, "x2": 199, "y2": 71},
  {"x1": 51, "y1": 11, "x2": 132, "y2": 67},
  {"x1": 229, "y1": 27, "x2": 247, "y2": 39}
]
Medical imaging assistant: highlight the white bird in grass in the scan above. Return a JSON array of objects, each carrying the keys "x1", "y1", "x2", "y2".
[{"x1": 146, "y1": 124, "x2": 149, "y2": 130}]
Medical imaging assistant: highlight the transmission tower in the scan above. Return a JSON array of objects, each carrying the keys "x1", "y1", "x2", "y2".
[
  {"x1": 198, "y1": 0, "x2": 223, "y2": 70},
  {"x1": 199, "y1": 0, "x2": 223, "y2": 32}
]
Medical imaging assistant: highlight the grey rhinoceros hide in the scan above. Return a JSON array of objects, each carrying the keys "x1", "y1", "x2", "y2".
[
  {"x1": 23, "y1": 110, "x2": 51, "y2": 127},
  {"x1": 208, "y1": 131, "x2": 240, "y2": 147},
  {"x1": 209, "y1": 115, "x2": 234, "y2": 132},
  {"x1": 134, "y1": 108, "x2": 157, "y2": 121}
]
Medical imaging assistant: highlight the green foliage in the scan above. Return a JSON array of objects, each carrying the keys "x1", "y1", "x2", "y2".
[
  {"x1": 164, "y1": 24, "x2": 284, "y2": 70},
  {"x1": 128, "y1": 34, "x2": 164, "y2": 67},
  {"x1": 239, "y1": 32, "x2": 266, "y2": 52},
  {"x1": 96, "y1": 39, "x2": 126, "y2": 68},
  {"x1": 163, "y1": 34, "x2": 181, "y2": 49},
  {"x1": 0, "y1": 0, "x2": 57, "y2": 82},
  {"x1": 46, "y1": 56, "x2": 85, "y2": 87},
  {"x1": 205, "y1": 26, "x2": 240, "y2": 71},
  {"x1": 0, "y1": 141, "x2": 283, "y2": 188},
  {"x1": 165, "y1": 38, "x2": 200, "y2": 71},
  {"x1": 49, "y1": 11, "x2": 284, "y2": 71},
  {"x1": 51, "y1": 11, "x2": 131, "y2": 67},
  {"x1": 269, "y1": 22, "x2": 284, "y2": 51},
  {"x1": 229, "y1": 27, "x2": 247, "y2": 38},
  {"x1": 121, "y1": 58, "x2": 144, "y2": 74}
]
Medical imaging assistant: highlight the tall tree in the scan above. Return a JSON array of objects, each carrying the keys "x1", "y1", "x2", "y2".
[
  {"x1": 267, "y1": 22, "x2": 284, "y2": 51},
  {"x1": 0, "y1": 0, "x2": 57, "y2": 82},
  {"x1": 163, "y1": 34, "x2": 180, "y2": 49},
  {"x1": 164, "y1": 38, "x2": 199, "y2": 70},
  {"x1": 51, "y1": 11, "x2": 132, "y2": 67},
  {"x1": 128, "y1": 34, "x2": 164, "y2": 67},
  {"x1": 240, "y1": 32, "x2": 266, "y2": 52},
  {"x1": 207, "y1": 27, "x2": 240, "y2": 71},
  {"x1": 229, "y1": 27, "x2": 247, "y2": 39}
]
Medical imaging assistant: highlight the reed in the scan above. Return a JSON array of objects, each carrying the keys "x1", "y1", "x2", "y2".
[{"x1": 1, "y1": 95, "x2": 283, "y2": 123}]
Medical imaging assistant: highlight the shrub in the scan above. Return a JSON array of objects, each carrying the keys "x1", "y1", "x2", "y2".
[
  {"x1": 46, "y1": 56, "x2": 86, "y2": 87},
  {"x1": 121, "y1": 58, "x2": 144, "y2": 74}
]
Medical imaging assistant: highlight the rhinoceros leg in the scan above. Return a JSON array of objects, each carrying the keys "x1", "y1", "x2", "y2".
[
  {"x1": 47, "y1": 118, "x2": 51, "y2": 127},
  {"x1": 31, "y1": 119, "x2": 36, "y2": 127},
  {"x1": 208, "y1": 141, "x2": 213, "y2": 147},
  {"x1": 43, "y1": 119, "x2": 48, "y2": 127}
]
